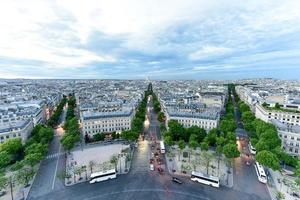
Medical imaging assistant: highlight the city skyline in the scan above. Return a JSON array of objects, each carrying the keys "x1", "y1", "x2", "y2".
[{"x1": 1, "y1": 0, "x2": 300, "y2": 80}]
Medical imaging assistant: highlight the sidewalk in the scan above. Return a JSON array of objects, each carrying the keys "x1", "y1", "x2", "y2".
[{"x1": 267, "y1": 169, "x2": 300, "y2": 200}]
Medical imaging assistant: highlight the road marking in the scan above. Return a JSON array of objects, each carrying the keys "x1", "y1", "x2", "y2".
[{"x1": 52, "y1": 143, "x2": 61, "y2": 190}]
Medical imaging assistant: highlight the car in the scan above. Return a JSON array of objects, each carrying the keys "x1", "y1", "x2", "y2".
[
  {"x1": 172, "y1": 177, "x2": 183, "y2": 184},
  {"x1": 149, "y1": 158, "x2": 154, "y2": 164},
  {"x1": 150, "y1": 164, "x2": 154, "y2": 171}
]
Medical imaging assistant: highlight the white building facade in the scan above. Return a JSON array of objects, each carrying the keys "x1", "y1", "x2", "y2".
[{"x1": 0, "y1": 119, "x2": 34, "y2": 143}]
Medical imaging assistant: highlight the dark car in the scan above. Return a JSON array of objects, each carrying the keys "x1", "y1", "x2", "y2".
[
  {"x1": 157, "y1": 167, "x2": 164, "y2": 173},
  {"x1": 172, "y1": 177, "x2": 183, "y2": 184}
]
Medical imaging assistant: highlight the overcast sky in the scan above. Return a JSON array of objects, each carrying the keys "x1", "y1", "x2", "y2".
[{"x1": 0, "y1": 0, "x2": 300, "y2": 80}]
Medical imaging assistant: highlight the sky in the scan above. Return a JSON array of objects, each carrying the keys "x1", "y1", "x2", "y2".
[{"x1": 0, "y1": 0, "x2": 300, "y2": 80}]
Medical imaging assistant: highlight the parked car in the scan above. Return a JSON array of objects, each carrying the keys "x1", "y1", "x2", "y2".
[
  {"x1": 149, "y1": 158, "x2": 154, "y2": 164},
  {"x1": 172, "y1": 177, "x2": 183, "y2": 184}
]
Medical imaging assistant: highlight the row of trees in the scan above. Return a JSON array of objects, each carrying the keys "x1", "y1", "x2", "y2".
[
  {"x1": 61, "y1": 96, "x2": 81, "y2": 151},
  {"x1": 48, "y1": 96, "x2": 67, "y2": 127},
  {"x1": 120, "y1": 89, "x2": 153, "y2": 142},
  {"x1": 0, "y1": 125, "x2": 55, "y2": 191},
  {"x1": 233, "y1": 85, "x2": 298, "y2": 170}
]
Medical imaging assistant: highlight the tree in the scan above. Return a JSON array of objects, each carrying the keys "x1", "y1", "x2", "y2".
[
  {"x1": 276, "y1": 191, "x2": 285, "y2": 200},
  {"x1": 16, "y1": 166, "x2": 34, "y2": 187},
  {"x1": 220, "y1": 119, "x2": 237, "y2": 134},
  {"x1": 93, "y1": 133, "x2": 105, "y2": 141},
  {"x1": 168, "y1": 120, "x2": 185, "y2": 141},
  {"x1": 178, "y1": 140, "x2": 185, "y2": 160},
  {"x1": 201, "y1": 151, "x2": 212, "y2": 175},
  {"x1": 225, "y1": 132, "x2": 236, "y2": 144},
  {"x1": 74, "y1": 166, "x2": 84, "y2": 180},
  {"x1": 187, "y1": 126, "x2": 207, "y2": 143},
  {"x1": 88, "y1": 160, "x2": 96, "y2": 174},
  {"x1": 25, "y1": 143, "x2": 48, "y2": 157},
  {"x1": 122, "y1": 130, "x2": 139, "y2": 142},
  {"x1": 296, "y1": 161, "x2": 300, "y2": 177},
  {"x1": 61, "y1": 134, "x2": 77, "y2": 152},
  {"x1": 200, "y1": 141, "x2": 209, "y2": 151},
  {"x1": 189, "y1": 135, "x2": 198, "y2": 162},
  {"x1": 206, "y1": 130, "x2": 217, "y2": 146},
  {"x1": 38, "y1": 127, "x2": 54, "y2": 144},
  {"x1": 275, "y1": 103, "x2": 281, "y2": 109},
  {"x1": 256, "y1": 150, "x2": 280, "y2": 171},
  {"x1": 24, "y1": 153, "x2": 43, "y2": 173},
  {"x1": 157, "y1": 112, "x2": 165, "y2": 122},
  {"x1": 110, "y1": 155, "x2": 118, "y2": 171},
  {"x1": 0, "y1": 173, "x2": 7, "y2": 192},
  {"x1": 223, "y1": 143, "x2": 240, "y2": 167},
  {"x1": 216, "y1": 145, "x2": 223, "y2": 176},
  {"x1": 0, "y1": 151, "x2": 11, "y2": 168},
  {"x1": 57, "y1": 170, "x2": 72, "y2": 183},
  {"x1": 0, "y1": 138, "x2": 22, "y2": 156},
  {"x1": 164, "y1": 135, "x2": 174, "y2": 146}
]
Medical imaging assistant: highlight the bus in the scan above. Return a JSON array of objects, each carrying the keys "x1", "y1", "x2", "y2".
[
  {"x1": 254, "y1": 162, "x2": 267, "y2": 184},
  {"x1": 160, "y1": 141, "x2": 165, "y2": 154},
  {"x1": 89, "y1": 169, "x2": 116, "y2": 184},
  {"x1": 191, "y1": 171, "x2": 220, "y2": 188},
  {"x1": 248, "y1": 142, "x2": 256, "y2": 155}
]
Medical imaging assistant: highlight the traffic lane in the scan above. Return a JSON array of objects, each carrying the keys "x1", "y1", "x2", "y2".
[
  {"x1": 233, "y1": 140, "x2": 270, "y2": 200},
  {"x1": 28, "y1": 171, "x2": 267, "y2": 200}
]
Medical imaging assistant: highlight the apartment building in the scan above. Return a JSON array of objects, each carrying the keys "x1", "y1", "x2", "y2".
[
  {"x1": 0, "y1": 119, "x2": 34, "y2": 143},
  {"x1": 81, "y1": 108, "x2": 135, "y2": 137}
]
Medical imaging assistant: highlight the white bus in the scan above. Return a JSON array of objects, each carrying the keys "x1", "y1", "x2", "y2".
[
  {"x1": 191, "y1": 171, "x2": 220, "y2": 188},
  {"x1": 254, "y1": 162, "x2": 267, "y2": 184},
  {"x1": 248, "y1": 142, "x2": 256, "y2": 155},
  {"x1": 160, "y1": 141, "x2": 165, "y2": 154},
  {"x1": 89, "y1": 169, "x2": 116, "y2": 184}
]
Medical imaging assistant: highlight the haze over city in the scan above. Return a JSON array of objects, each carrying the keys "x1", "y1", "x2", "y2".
[{"x1": 1, "y1": 0, "x2": 300, "y2": 79}]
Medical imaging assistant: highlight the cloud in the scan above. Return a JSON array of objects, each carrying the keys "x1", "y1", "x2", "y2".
[
  {"x1": 0, "y1": 0, "x2": 300, "y2": 79},
  {"x1": 189, "y1": 46, "x2": 233, "y2": 61}
]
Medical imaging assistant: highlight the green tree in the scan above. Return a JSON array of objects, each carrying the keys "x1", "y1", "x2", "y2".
[
  {"x1": 0, "y1": 173, "x2": 7, "y2": 191},
  {"x1": 25, "y1": 143, "x2": 48, "y2": 157},
  {"x1": 168, "y1": 120, "x2": 185, "y2": 141},
  {"x1": 276, "y1": 191, "x2": 285, "y2": 200},
  {"x1": 24, "y1": 153, "x2": 43, "y2": 172},
  {"x1": 0, "y1": 151, "x2": 11, "y2": 168},
  {"x1": 178, "y1": 139, "x2": 185, "y2": 160},
  {"x1": 93, "y1": 133, "x2": 105, "y2": 141},
  {"x1": 122, "y1": 130, "x2": 139, "y2": 142},
  {"x1": 226, "y1": 132, "x2": 236, "y2": 144},
  {"x1": 187, "y1": 126, "x2": 207, "y2": 143},
  {"x1": 200, "y1": 141, "x2": 209, "y2": 151},
  {"x1": 157, "y1": 112, "x2": 165, "y2": 122},
  {"x1": 38, "y1": 127, "x2": 54, "y2": 144},
  {"x1": 296, "y1": 161, "x2": 300, "y2": 177},
  {"x1": 223, "y1": 143, "x2": 240, "y2": 166},
  {"x1": 164, "y1": 135, "x2": 174, "y2": 146},
  {"x1": 220, "y1": 119, "x2": 237, "y2": 134},
  {"x1": 61, "y1": 134, "x2": 77, "y2": 152},
  {"x1": 16, "y1": 166, "x2": 34, "y2": 187},
  {"x1": 207, "y1": 130, "x2": 217, "y2": 146},
  {"x1": 256, "y1": 150, "x2": 280, "y2": 171},
  {"x1": 0, "y1": 138, "x2": 22, "y2": 156}
]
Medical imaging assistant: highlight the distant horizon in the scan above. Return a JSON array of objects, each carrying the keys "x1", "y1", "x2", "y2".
[{"x1": 0, "y1": 76, "x2": 299, "y2": 81}]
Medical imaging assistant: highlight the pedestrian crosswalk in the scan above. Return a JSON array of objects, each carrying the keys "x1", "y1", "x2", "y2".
[{"x1": 46, "y1": 152, "x2": 64, "y2": 159}]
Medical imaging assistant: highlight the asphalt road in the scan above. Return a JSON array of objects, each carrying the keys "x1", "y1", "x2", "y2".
[
  {"x1": 231, "y1": 95, "x2": 271, "y2": 200},
  {"x1": 28, "y1": 96, "x2": 271, "y2": 200}
]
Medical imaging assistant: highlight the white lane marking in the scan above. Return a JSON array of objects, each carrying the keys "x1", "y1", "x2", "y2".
[{"x1": 52, "y1": 143, "x2": 61, "y2": 190}]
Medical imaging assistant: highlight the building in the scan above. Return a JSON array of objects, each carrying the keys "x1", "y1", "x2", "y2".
[
  {"x1": 0, "y1": 119, "x2": 34, "y2": 143},
  {"x1": 271, "y1": 119, "x2": 300, "y2": 157},
  {"x1": 164, "y1": 104, "x2": 220, "y2": 131},
  {"x1": 81, "y1": 108, "x2": 135, "y2": 137}
]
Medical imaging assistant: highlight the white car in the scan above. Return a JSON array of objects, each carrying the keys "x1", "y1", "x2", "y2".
[{"x1": 150, "y1": 164, "x2": 154, "y2": 171}]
